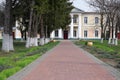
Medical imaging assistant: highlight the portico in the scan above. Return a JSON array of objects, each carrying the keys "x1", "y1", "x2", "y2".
[{"x1": 69, "y1": 13, "x2": 82, "y2": 39}]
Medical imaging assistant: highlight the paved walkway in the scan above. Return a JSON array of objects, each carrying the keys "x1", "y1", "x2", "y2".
[{"x1": 8, "y1": 40, "x2": 120, "y2": 80}]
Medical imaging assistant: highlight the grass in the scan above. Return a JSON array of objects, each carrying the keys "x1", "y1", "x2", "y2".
[
  {"x1": 75, "y1": 40, "x2": 120, "y2": 54},
  {"x1": 0, "y1": 41, "x2": 59, "y2": 80}
]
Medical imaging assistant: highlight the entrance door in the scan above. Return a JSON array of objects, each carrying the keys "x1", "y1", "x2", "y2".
[
  {"x1": 64, "y1": 30, "x2": 68, "y2": 39},
  {"x1": 117, "y1": 33, "x2": 120, "y2": 39}
]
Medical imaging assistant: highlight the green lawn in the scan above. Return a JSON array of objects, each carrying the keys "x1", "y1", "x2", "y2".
[
  {"x1": 0, "y1": 41, "x2": 59, "y2": 80},
  {"x1": 75, "y1": 40, "x2": 120, "y2": 55}
]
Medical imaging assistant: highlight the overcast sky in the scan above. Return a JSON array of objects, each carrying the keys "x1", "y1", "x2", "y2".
[
  {"x1": 0, "y1": 0, "x2": 4, "y2": 3},
  {"x1": 0, "y1": 0, "x2": 94, "y2": 12}
]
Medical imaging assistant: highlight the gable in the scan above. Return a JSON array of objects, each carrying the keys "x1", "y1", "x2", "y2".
[{"x1": 71, "y1": 7, "x2": 84, "y2": 13}]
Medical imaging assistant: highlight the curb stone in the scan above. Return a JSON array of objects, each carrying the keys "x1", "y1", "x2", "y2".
[
  {"x1": 7, "y1": 42, "x2": 61, "y2": 80},
  {"x1": 76, "y1": 45, "x2": 120, "y2": 80}
]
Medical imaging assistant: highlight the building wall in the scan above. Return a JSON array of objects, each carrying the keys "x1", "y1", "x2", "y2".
[
  {"x1": 50, "y1": 12, "x2": 101, "y2": 39},
  {"x1": 0, "y1": 28, "x2": 21, "y2": 39},
  {"x1": 15, "y1": 28, "x2": 21, "y2": 39},
  {"x1": 82, "y1": 13, "x2": 100, "y2": 26},
  {"x1": 81, "y1": 13, "x2": 101, "y2": 39}
]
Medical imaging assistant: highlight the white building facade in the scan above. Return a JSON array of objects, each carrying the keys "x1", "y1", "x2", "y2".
[{"x1": 50, "y1": 7, "x2": 101, "y2": 40}]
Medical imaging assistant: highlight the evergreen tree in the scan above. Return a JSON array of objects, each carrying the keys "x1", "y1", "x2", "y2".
[{"x1": 46, "y1": 0, "x2": 73, "y2": 36}]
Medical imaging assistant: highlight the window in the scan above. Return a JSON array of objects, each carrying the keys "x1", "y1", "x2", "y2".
[
  {"x1": 55, "y1": 30, "x2": 59, "y2": 37},
  {"x1": 95, "y1": 17, "x2": 99, "y2": 24},
  {"x1": 84, "y1": 17, "x2": 88, "y2": 24},
  {"x1": 73, "y1": 15, "x2": 78, "y2": 23},
  {"x1": 95, "y1": 30, "x2": 98, "y2": 37},
  {"x1": 73, "y1": 30, "x2": 77, "y2": 37},
  {"x1": 84, "y1": 30, "x2": 87, "y2": 37}
]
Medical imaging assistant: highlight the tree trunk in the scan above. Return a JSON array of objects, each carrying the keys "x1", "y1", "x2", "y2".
[
  {"x1": 2, "y1": 34, "x2": 10, "y2": 52},
  {"x1": 26, "y1": 0, "x2": 38, "y2": 47},
  {"x1": 115, "y1": 38, "x2": 118, "y2": 45},
  {"x1": 39, "y1": 15, "x2": 45, "y2": 45},
  {"x1": 100, "y1": 13, "x2": 104, "y2": 43},
  {"x1": 9, "y1": 35, "x2": 14, "y2": 50},
  {"x1": 32, "y1": 12, "x2": 39, "y2": 46},
  {"x1": 101, "y1": 38, "x2": 104, "y2": 43},
  {"x1": 108, "y1": 38, "x2": 112, "y2": 44},
  {"x1": 2, "y1": 0, "x2": 14, "y2": 52},
  {"x1": 26, "y1": 0, "x2": 34, "y2": 48},
  {"x1": 20, "y1": 30, "x2": 24, "y2": 42},
  {"x1": 25, "y1": 30, "x2": 27, "y2": 40}
]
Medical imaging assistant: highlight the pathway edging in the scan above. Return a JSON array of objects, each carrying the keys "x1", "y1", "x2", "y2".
[
  {"x1": 78, "y1": 46, "x2": 120, "y2": 80},
  {"x1": 7, "y1": 42, "x2": 61, "y2": 80},
  {"x1": 7, "y1": 40, "x2": 120, "y2": 80}
]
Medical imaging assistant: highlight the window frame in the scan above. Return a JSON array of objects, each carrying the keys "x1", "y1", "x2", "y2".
[
  {"x1": 95, "y1": 17, "x2": 99, "y2": 24},
  {"x1": 84, "y1": 30, "x2": 88, "y2": 37},
  {"x1": 73, "y1": 15, "x2": 78, "y2": 23},
  {"x1": 95, "y1": 30, "x2": 99, "y2": 37},
  {"x1": 73, "y1": 30, "x2": 77, "y2": 37},
  {"x1": 84, "y1": 17, "x2": 88, "y2": 24},
  {"x1": 55, "y1": 30, "x2": 59, "y2": 37}
]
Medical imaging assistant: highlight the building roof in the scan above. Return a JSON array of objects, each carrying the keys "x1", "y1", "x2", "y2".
[
  {"x1": 71, "y1": 7, "x2": 84, "y2": 13},
  {"x1": 71, "y1": 7, "x2": 99, "y2": 14},
  {"x1": 83, "y1": 12, "x2": 100, "y2": 14}
]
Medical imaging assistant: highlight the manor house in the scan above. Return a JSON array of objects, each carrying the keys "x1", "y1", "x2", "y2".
[{"x1": 50, "y1": 7, "x2": 101, "y2": 39}]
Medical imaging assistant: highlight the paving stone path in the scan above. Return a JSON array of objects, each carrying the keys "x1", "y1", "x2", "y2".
[{"x1": 7, "y1": 40, "x2": 120, "y2": 80}]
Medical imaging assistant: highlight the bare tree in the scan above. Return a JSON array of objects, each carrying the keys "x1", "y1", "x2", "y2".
[
  {"x1": 87, "y1": 0, "x2": 107, "y2": 43},
  {"x1": 88, "y1": 0, "x2": 120, "y2": 45}
]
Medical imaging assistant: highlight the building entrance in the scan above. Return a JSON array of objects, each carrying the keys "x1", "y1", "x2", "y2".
[{"x1": 64, "y1": 30, "x2": 68, "y2": 39}]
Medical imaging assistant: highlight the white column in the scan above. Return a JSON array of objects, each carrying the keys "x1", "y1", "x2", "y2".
[
  {"x1": 59, "y1": 29, "x2": 63, "y2": 38},
  {"x1": 78, "y1": 14, "x2": 82, "y2": 39},
  {"x1": 50, "y1": 31, "x2": 54, "y2": 39},
  {"x1": 70, "y1": 14, "x2": 73, "y2": 39}
]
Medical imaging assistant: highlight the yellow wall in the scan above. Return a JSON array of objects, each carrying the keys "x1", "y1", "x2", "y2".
[
  {"x1": 81, "y1": 13, "x2": 101, "y2": 38},
  {"x1": 81, "y1": 13, "x2": 100, "y2": 26}
]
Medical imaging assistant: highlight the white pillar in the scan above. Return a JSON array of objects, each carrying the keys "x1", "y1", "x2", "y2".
[
  {"x1": 70, "y1": 14, "x2": 73, "y2": 39},
  {"x1": 59, "y1": 29, "x2": 63, "y2": 39},
  {"x1": 78, "y1": 14, "x2": 82, "y2": 39}
]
